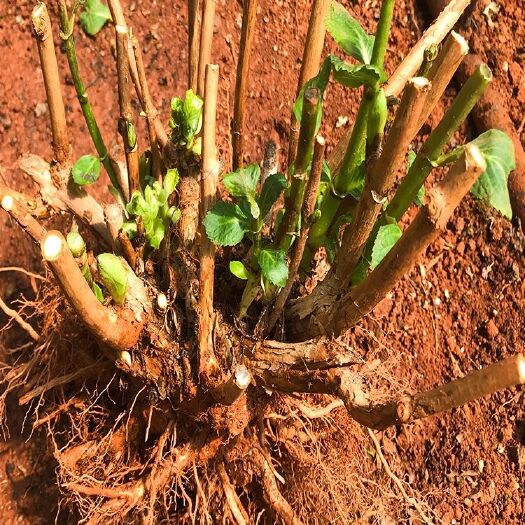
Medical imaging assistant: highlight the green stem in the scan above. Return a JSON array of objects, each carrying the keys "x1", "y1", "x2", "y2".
[
  {"x1": 386, "y1": 64, "x2": 492, "y2": 222},
  {"x1": 58, "y1": 1, "x2": 125, "y2": 202},
  {"x1": 356, "y1": 64, "x2": 492, "y2": 278},
  {"x1": 370, "y1": 0, "x2": 396, "y2": 70},
  {"x1": 306, "y1": 0, "x2": 396, "y2": 253},
  {"x1": 277, "y1": 87, "x2": 320, "y2": 251}
]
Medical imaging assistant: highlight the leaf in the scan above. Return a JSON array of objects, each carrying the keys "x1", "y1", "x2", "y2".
[
  {"x1": 325, "y1": 1, "x2": 375, "y2": 64},
  {"x1": 164, "y1": 168, "x2": 180, "y2": 195},
  {"x1": 147, "y1": 217, "x2": 166, "y2": 249},
  {"x1": 122, "y1": 221, "x2": 137, "y2": 240},
  {"x1": 72, "y1": 155, "x2": 101, "y2": 185},
  {"x1": 79, "y1": 0, "x2": 112, "y2": 36},
  {"x1": 414, "y1": 185, "x2": 425, "y2": 207},
  {"x1": 229, "y1": 261, "x2": 251, "y2": 280},
  {"x1": 203, "y1": 201, "x2": 251, "y2": 246},
  {"x1": 330, "y1": 56, "x2": 385, "y2": 88},
  {"x1": 183, "y1": 89, "x2": 204, "y2": 141},
  {"x1": 258, "y1": 173, "x2": 288, "y2": 219},
  {"x1": 96, "y1": 253, "x2": 128, "y2": 304},
  {"x1": 257, "y1": 248, "x2": 289, "y2": 287},
  {"x1": 223, "y1": 165, "x2": 260, "y2": 199},
  {"x1": 92, "y1": 282, "x2": 104, "y2": 303},
  {"x1": 370, "y1": 223, "x2": 402, "y2": 270},
  {"x1": 469, "y1": 129, "x2": 515, "y2": 219}
]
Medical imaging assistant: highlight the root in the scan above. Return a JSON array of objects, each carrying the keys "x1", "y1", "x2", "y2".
[
  {"x1": 367, "y1": 428, "x2": 434, "y2": 525},
  {"x1": 217, "y1": 462, "x2": 249, "y2": 525},
  {"x1": 0, "y1": 296, "x2": 40, "y2": 341}
]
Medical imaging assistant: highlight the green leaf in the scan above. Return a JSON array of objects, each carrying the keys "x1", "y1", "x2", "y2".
[
  {"x1": 203, "y1": 201, "x2": 251, "y2": 246},
  {"x1": 257, "y1": 248, "x2": 289, "y2": 287},
  {"x1": 330, "y1": 56, "x2": 385, "y2": 88},
  {"x1": 92, "y1": 282, "x2": 104, "y2": 303},
  {"x1": 370, "y1": 223, "x2": 402, "y2": 270},
  {"x1": 96, "y1": 253, "x2": 128, "y2": 304},
  {"x1": 170, "y1": 90, "x2": 204, "y2": 147},
  {"x1": 122, "y1": 220, "x2": 137, "y2": 240},
  {"x1": 79, "y1": 0, "x2": 112, "y2": 36},
  {"x1": 72, "y1": 155, "x2": 101, "y2": 186},
  {"x1": 167, "y1": 206, "x2": 181, "y2": 224},
  {"x1": 229, "y1": 261, "x2": 251, "y2": 280},
  {"x1": 223, "y1": 165, "x2": 260, "y2": 198},
  {"x1": 414, "y1": 185, "x2": 425, "y2": 207},
  {"x1": 325, "y1": 1, "x2": 375, "y2": 64},
  {"x1": 258, "y1": 173, "x2": 288, "y2": 219},
  {"x1": 469, "y1": 130, "x2": 515, "y2": 219},
  {"x1": 66, "y1": 232, "x2": 86, "y2": 258},
  {"x1": 164, "y1": 168, "x2": 180, "y2": 195},
  {"x1": 147, "y1": 217, "x2": 166, "y2": 249}
]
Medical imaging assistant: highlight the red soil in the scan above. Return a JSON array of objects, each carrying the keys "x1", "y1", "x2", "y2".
[{"x1": 0, "y1": 0, "x2": 523, "y2": 523}]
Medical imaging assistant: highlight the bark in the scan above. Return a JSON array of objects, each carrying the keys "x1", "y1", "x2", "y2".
[
  {"x1": 265, "y1": 136, "x2": 325, "y2": 333},
  {"x1": 232, "y1": 0, "x2": 258, "y2": 170},
  {"x1": 188, "y1": 0, "x2": 202, "y2": 92},
  {"x1": 340, "y1": 354, "x2": 525, "y2": 429},
  {"x1": 198, "y1": 64, "x2": 221, "y2": 381},
  {"x1": 31, "y1": 2, "x2": 71, "y2": 169},
  {"x1": 197, "y1": 0, "x2": 216, "y2": 97}
]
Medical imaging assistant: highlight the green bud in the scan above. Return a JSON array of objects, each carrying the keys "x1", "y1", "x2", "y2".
[
  {"x1": 367, "y1": 89, "x2": 388, "y2": 147},
  {"x1": 66, "y1": 231, "x2": 86, "y2": 258},
  {"x1": 126, "y1": 120, "x2": 137, "y2": 150},
  {"x1": 96, "y1": 253, "x2": 128, "y2": 305}
]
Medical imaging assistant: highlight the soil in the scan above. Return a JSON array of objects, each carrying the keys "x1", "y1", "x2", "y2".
[{"x1": 0, "y1": 0, "x2": 524, "y2": 523}]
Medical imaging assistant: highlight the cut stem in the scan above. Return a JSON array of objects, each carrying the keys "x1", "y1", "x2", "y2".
[
  {"x1": 31, "y1": 2, "x2": 70, "y2": 169},
  {"x1": 288, "y1": 0, "x2": 329, "y2": 166},
  {"x1": 327, "y1": 0, "x2": 471, "y2": 178},
  {"x1": 197, "y1": 0, "x2": 216, "y2": 97},
  {"x1": 131, "y1": 36, "x2": 164, "y2": 179},
  {"x1": 58, "y1": 0, "x2": 125, "y2": 201},
  {"x1": 277, "y1": 87, "x2": 320, "y2": 249},
  {"x1": 336, "y1": 77, "x2": 431, "y2": 281},
  {"x1": 342, "y1": 353, "x2": 525, "y2": 430},
  {"x1": 232, "y1": 0, "x2": 258, "y2": 171},
  {"x1": 329, "y1": 145, "x2": 485, "y2": 336},
  {"x1": 386, "y1": 64, "x2": 492, "y2": 222},
  {"x1": 188, "y1": 0, "x2": 202, "y2": 92},
  {"x1": 114, "y1": 24, "x2": 140, "y2": 196},
  {"x1": 198, "y1": 64, "x2": 220, "y2": 382},
  {"x1": 41, "y1": 231, "x2": 143, "y2": 351},
  {"x1": 266, "y1": 136, "x2": 325, "y2": 334}
]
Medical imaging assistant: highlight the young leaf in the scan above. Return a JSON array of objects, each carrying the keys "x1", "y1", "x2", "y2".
[
  {"x1": 164, "y1": 168, "x2": 180, "y2": 195},
  {"x1": 203, "y1": 201, "x2": 251, "y2": 246},
  {"x1": 183, "y1": 89, "x2": 204, "y2": 140},
  {"x1": 79, "y1": 0, "x2": 112, "y2": 36},
  {"x1": 72, "y1": 155, "x2": 101, "y2": 186},
  {"x1": 92, "y1": 282, "x2": 104, "y2": 303},
  {"x1": 370, "y1": 223, "x2": 402, "y2": 270},
  {"x1": 223, "y1": 165, "x2": 260, "y2": 199},
  {"x1": 330, "y1": 56, "x2": 385, "y2": 88},
  {"x1": 229, "y1": 261, "x2": 251, "y2": 280},
  {"x1": 96, "y1": 253, "x2": 128, "y2": 304},
  {"x1": 469, "y1": 129, "x2": 515, "y2": 219},
  {"x1": 258, "y1": 173, "x2": 288, "y2": 219},
  {"x1": 325, "y1": 1, "x2": 375, "y2": 64},
  {"x1": 257, "y1": 248, "x2": 289, "y2": 287}
]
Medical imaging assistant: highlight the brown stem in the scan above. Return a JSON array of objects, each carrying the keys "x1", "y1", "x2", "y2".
[
  {"x1": 113, "y1": 22, "x2": 140, "y2": 196},
  {"x1": 341, "y1": 354, "x2": 525, "y2": 430},
  {"x1": 41, "y1": 230, "x2": 143, "y2": 351},
  {"x1": 117, "y1": 232, "x2": 138, "y2": 271},
  {"x1": 288, "y1": 0, "x2": 329, "y2": 168},
  {"x1": 415, "y1": 31, "x2": 469, "y2": 132},
  {"x1": 103, "y1": 203, "x2": 124, "y2": 251},
  {"x1": 212, "y1": 365, "x2": 251, "y2": 405},
  {"x1": 31, "y1": 2, "x2": 71, "y2": 169},
  {"x1": 188, "y1": 0, "x2": 202, "y2": 92},
  {"x1": 336, "y1": 77, "x2": 431, "y2": 280},
  {"x1": 266, "y1": 136, "x2": 325, "y2": 333},
  {"x1": 197, "y1": 0, "x2": 216, "y2": 97},
  {"x1": 232, "y1": 0, "x2": 258, "y2": 170},
  {"x1": 0, "y1": 186, "x2": 47, "y2": 243},
  {"x1": 18, "y1": 154, "x2": 112, "y2": 246},
  {"x1": 327, "y1": 0, "x2": 471, "y2": 177},
  {"x1": 198, "y1": 64, "x2": 220, "y2": 381},
  {"x1": 384, "y1": 0, "x2": 471, "y2": 99},
  {"x1": 131, "y1": 36, "x2": 163, "y2": 180},
  {"x1": 327, "y1": 144, "x2": 485, "y2": 337}
]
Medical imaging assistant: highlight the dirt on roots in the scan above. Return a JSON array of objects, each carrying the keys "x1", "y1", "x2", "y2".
[{"x1": 0, "y1": 0, "x2": 524, "y2": 524}]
